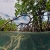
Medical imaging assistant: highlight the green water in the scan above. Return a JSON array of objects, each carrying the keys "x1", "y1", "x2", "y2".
[{"x1": 0, "y1": 31, "x2": 50, "y2": 50}]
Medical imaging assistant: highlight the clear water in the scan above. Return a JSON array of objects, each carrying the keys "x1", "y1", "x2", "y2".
[{"x1": 0, "y1": 31, "x2": 50, "y2": 50}]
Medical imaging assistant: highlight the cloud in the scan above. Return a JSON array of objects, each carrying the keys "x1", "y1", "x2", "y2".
[
  {"x1": 0, "y1": 12, "x2": 16, "y2": 20},
  {"x1": 14, "y1": 16, "x2": 29, "y2": 24},
  {"x1": 0, "y1": 12, "x2": 29, "y2": 25},
  {"x1": 0, "y1": 0, "x2": 15, "y2": 17},
  {"x1": 0, "y1": 0, "x2": 14, "y2": 2},
  {"x1": 0, "y1": 0, "x2": 30, "y2": 25},
  {"x1": 0, "y1": 12, "x2": 10, "y2": 19}
]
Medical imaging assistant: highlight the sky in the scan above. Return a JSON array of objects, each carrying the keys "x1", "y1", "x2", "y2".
[
  {"x1": 0, "y1": 0, "x2": 30, "y2": 24},
  {"x1": 0, "y1": 0, "x2": 48, "y2": 25},
  {"x1": 0, "y1": 0, "x2": 15, "y2": 17}
]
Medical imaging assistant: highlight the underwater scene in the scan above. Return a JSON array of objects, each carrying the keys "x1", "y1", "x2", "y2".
[{"x1": 0, "y1": 31, "x2": 50, "y2": 50}]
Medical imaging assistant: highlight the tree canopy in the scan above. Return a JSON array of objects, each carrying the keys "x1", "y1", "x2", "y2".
[{"x1": 15, "y1": 0, "x2": 50, "y2": 32}]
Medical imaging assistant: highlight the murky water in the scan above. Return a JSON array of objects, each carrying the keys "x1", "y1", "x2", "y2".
[{"x1": 0, "y1": 31, "x2": 50, "y2": 50}]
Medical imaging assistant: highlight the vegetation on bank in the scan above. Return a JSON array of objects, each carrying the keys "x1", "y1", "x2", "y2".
[{"x1": 0, "y1": 17, "x2": 17, "y2": 31}]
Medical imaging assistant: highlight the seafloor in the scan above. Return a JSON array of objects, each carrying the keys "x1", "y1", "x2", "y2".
[{"x1": 0, "y1": 31, "x2": 50, "y2": 50}]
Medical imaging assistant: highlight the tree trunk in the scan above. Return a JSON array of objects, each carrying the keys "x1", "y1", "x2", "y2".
[{"x1": 39, "y1": 15, "x2": 42, "y2": 31}]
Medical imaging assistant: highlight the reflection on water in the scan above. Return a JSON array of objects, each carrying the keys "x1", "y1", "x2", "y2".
[{"x1": 0, "y1": 31, "x2": 50, "y2": 50}]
